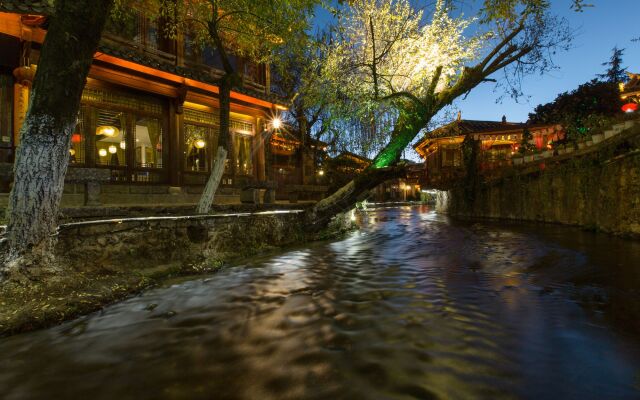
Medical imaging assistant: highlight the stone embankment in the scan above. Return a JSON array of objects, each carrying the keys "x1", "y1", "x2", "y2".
[
  {"x1": 0, "y1": 209, "x2": 354, "y2": 336},
  {"x1": 445, "y1": 117, "x2": 640, "y2": 236}
]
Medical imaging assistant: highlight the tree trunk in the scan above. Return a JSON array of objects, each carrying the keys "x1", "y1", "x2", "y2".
[
  {"x1": 307, "y1": 111, "x2": 429, "y2": 229},
  {"x1": 4, "y1": 0, "x2": 113, "y2": 259},
  {"x1": 305, "y1": 165, "x2": 408, "y2": 229},
  {"x1": 196, "y1": 146, "x2": 227, "y2": 214},
  {"x1": 196, "y1": 75, "x2": 233, "y2": 214}
]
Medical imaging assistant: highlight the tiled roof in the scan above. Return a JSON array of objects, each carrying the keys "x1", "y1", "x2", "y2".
[
  {"x1": 0, "y1": 1, "x2": 286, "y2": 107},
  {"x1": 414, "y1": 119, "x2": 527, "y2": 150},
  {"x1": 435, "y1": 119, "x2": 526, "y2": 136},
  {"x1": 0, "y1": 0, "x2": 53, "y2": 14},
  {"x1": 97, "y1": 43, "x2": 287, "y2": 107},
  {"x1": 335, "y1": 151, "x2": 371, "y2": 164}
]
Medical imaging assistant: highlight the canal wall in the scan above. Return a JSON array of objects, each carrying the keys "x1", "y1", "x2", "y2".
[
  {"x1": 0, "y1": 210, "x2": 354, "y2": 336},
  {"x1": 53, "y1": 209, "x2": 356, "y2": 273},
  {"x1": 445, "y1": 118, "x2": 640, "y2": 236}
]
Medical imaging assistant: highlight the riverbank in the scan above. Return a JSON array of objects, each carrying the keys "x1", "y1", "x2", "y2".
[
  {"x1": 2, "y1": 207, "x2": 638, "y2": 399},
  {"x1": 0, "y1": 209, "x2": 355, "y2": 337},
  {"x1": 445, "y1": 117, "x2": 640, "y2": 237}
]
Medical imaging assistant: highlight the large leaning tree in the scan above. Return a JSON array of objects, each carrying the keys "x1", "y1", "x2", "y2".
[
  {"x1": 304, "y1": 0, "x2": 571, "y2": 228},
  {"x1": 167, "y1": 0, "x2": 317, "y2": 213},
  {"x1": 3, "y1": 0, "x2": 114, "y2": 261}
]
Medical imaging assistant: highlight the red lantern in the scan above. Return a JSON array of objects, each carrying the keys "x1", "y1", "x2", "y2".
[
  {"x1": 71, "y1": 133, "x2": 82, "y2": 143},
  {"x1": 622, "y1": 103, "x2": 638, "y2": 113}
]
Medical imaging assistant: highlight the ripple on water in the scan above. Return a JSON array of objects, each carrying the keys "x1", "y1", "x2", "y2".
[{"x1": 1, "y1": 207, "x2": 640, "y2": 399}]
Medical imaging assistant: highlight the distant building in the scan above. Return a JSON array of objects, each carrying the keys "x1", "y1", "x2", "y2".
[
  {"x1": 413, "y1": 116, "x2": 564, "y2": 188},
  {"x1": 371, "y1": 162, "x2": 423, "y2": 202}
]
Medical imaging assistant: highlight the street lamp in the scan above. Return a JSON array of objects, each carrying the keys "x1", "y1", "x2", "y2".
[{"x1": 271, "y1": 116, "x2": 282, "y2": 130}]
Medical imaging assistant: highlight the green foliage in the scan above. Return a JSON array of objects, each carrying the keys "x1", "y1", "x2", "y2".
[
  {"x1": 528, "y1": 79, "x2": 623, "y2": 141},
  {"x1": 597, "y1": 47, "x2": 629, "y2": 84},
  {"x1": 311, "y1": 0, "x2": 569, "y2": 170},
  {"x1": 518, "y1": 128, "x2": 535, "y2": 154},
  {"x1": 179, "y1": 0, "x2": 317, "y2": 65}
]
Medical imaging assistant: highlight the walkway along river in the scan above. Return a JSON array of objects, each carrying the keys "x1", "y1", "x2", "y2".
[{"x1": 1, "y1": 206, "x2": 640, "y2": 399}]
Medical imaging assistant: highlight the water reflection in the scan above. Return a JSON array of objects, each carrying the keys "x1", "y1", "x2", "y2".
[{"x1": 1, "y1": 207, "x2": 640, "y2": 399}]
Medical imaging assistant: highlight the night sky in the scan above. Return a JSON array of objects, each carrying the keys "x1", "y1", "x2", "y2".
[{"x1": 313, "y1": 1, "x2": 640, "y2": 125}]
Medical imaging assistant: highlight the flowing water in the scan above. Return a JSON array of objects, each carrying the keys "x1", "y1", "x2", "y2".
[{"x1": 1, "y1": 206, "x2": 640, "y2": 400}]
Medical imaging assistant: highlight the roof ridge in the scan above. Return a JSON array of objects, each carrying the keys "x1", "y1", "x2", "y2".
[{"x1": 0, "y1": 1, "x2": 54, "y2": 15}]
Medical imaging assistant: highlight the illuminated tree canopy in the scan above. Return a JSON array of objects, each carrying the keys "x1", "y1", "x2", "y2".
[{"x1": 306, "y1": 0, "x2": 572, "y2": 226}]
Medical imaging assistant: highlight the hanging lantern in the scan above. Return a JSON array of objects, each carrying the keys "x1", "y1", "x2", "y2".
[
  {"x1": 108, "y1": 145, "x2": 117, "y2": 154},
  {"x1": 195, "y1": 139, "x2": 206, "y2": 149},
  {"x1": 96, "y1": 126, "x2": 119, "y2": 137},
  {"x1": 98, "y1": 148, "x2": 107, "y2": 157},
  {"x1": 71, "y1": 133, "x2": 82, "y2": 144},
  {"x1": 622, "y1": 103, "x2": 638, "y2": 113},
  {"x1": 119, "y1": 140, "x2": 126, "y2": 150}
]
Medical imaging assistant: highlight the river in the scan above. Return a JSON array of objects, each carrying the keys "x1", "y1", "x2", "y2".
[{"x1": 1, "y1": 206, "x2": 640, "y2": 399}]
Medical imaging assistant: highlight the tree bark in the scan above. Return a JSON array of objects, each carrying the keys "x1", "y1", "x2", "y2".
[
  {"x1": 306, "y1": 110, "x2": 429, "y2": 229},
  {"x1": 196, "y1": 75, "x2": 235, "y2": 214},
  {"x1": 196, "y1": 146, "x2": 227, "y2": 213},
  {"x1": 4, "y1": 0, "x2": 113, "y2": 259}
]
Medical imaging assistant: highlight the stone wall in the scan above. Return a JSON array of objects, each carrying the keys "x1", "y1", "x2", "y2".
[
  {"x1": 54, "y1": 211, "x2": 311, "y2": 274},
  {"x1": 445, "y1": 119, "x2": 640, "y2": 237}
]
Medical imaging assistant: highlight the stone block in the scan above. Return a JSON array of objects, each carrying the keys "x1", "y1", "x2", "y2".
[
  {"x1": 604, "y1": 130, "x2": 617, "y2": 139},
  {"x1": 102, "y1": 184, "x2": 129, "y2": 194},
  {"x1": 592, "y1": 133, "x2": 604, "y2": 143},
  {"x1": 240, "y1": 188, "x2": 259, "y2": 204},
  {"x1": 130, "y1": 186, "x2": 151, "y2": 194},
  {"x1": 612, "y1": 123, "x2": 625, "y2": 132},
  {"x1": 84, "y1": 181, "x2": 102, "y2": 206},
  {"x1": 264, "y1": 189, "x2": 276, "y2": 204},
  {"x1": 151, "y1": 185, "x2": 170, "y2": 194}
]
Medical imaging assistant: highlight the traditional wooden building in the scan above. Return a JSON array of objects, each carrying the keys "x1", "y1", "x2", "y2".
[
  {"x1": 413, "y1": 116, "x2": 564, "y2": 188},
  {"x1": 267, "y1": 132, "x2": 328, "y2": 200},
  {"x1": 0, "y1": 2, "x2": 296, "y2": 207},
  {"x1": 371, "y1": 162, "x2": 423, "y2": 202}
]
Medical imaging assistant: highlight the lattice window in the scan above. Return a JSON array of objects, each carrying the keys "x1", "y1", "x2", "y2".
[
  {"x1": 134, "y1": 116, "x2": 163, "y2": 169},
  {"x1": 82, "y1": 87, "x2": 163, "y2": 115},
  {"x1": 94, "y1": 108, "x2": 128, "y2": 167},
  {"x1": 230, "y1": 120, "x2": 253, "y2": 134},
  {"x1": 184, "y1": 108, "x2": 219, "y2": 126},
  {"x1": 70, "y1": 107, "x2": 87, "y2": 165}
]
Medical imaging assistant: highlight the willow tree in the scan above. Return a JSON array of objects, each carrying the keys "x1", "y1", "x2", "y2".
[
  {"x1": 3, "y1": 0, "x2": 114, "y2": 260},
  {"x1": 305, "y1": 0, "x2": 571, "y2": 228},
  {"x1": 165, "y1": 0, "x2": 316, "y2": 213}
]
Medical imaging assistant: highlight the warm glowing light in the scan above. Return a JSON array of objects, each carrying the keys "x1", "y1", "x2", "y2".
[
  {"x1": 120, "y1": 141, "x2": 126, "y2": 150},
  {"x1": 318, "y1": 169, "x2": 325, "y2": 176},
  {"x1": 622, "y1": 103, "x2": 638, "y2": 113},
  {"x1": 69, "y1": 148, "x2": 76, "y2": 156},
  {"x1": 71, "y1": 134, "x2": 82, "y2": 144},
  {"x1": 272, "y1": 117, "x2": 282, "y2": 130},
  {"x1": 97, "y1": 126, "x2": 119, "y2": 137},
  {"x1": 108, "y1": 145, "x2": 117, "y2": 154},
  {"x1": 195, "y1": 139, "x2": 206, "y2": 149},
  {"x1": 98, "y1": 148, "x2": 107, "y2": 157}
]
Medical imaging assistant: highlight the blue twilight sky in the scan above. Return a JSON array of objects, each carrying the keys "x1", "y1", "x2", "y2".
[{"x1": 312, "y1": 1, "x2": 640, "y2": 124}]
